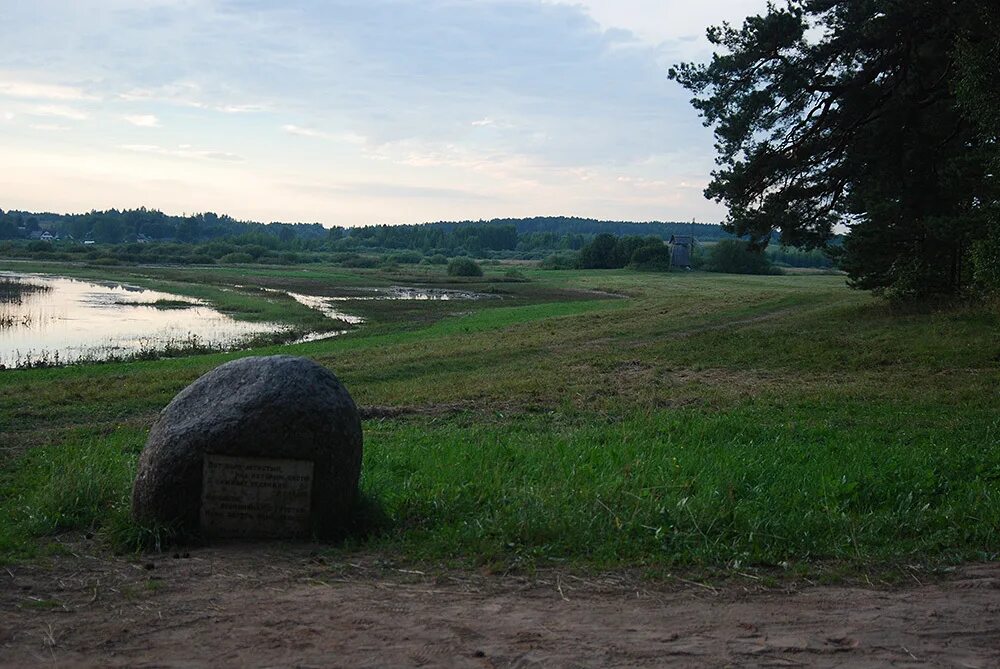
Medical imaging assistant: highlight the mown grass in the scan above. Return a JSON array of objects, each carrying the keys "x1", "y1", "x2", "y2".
[{"x1": 1, "y1": 264, "x2": 999, "y2": 573}]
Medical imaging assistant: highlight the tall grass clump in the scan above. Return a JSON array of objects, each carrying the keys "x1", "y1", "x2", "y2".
[{"x1": 0, "y1": 429, "x2": 144, "y2": 561}]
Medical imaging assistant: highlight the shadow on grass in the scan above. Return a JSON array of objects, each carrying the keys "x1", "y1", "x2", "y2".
[{"x1": 104, "y1": 490, "x2": 392, "y2": 556}]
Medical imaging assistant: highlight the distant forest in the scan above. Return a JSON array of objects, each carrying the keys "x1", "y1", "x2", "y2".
[
  {"x1": 0, "y1": 207, "x2": 728, "y2": 252},
  {"x1": 0, "y1": 207, "x2": 832, "y2": 270}
]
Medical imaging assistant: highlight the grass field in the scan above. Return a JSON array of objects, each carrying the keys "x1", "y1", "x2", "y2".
[{"x1": 1, "y1": 261, "x2": 999, "y2": 576}]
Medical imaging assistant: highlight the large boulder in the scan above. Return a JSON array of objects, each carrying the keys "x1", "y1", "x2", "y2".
[{"x1": 132, "y1": 355, "x2": 363, "y2": 539}]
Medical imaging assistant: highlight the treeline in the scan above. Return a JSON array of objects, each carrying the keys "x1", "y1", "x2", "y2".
[
  {"x1": 0, "y1": 208, "x2": 329, "y2": 244},
  {"x1": 1, "y1": 207, "x2": 834, "y2": 271},
  {"x1": 420, "y1": 217, "x2": 732, "y2": 240},
  {"x1": 0, "y1": 208, "x2": 730, "y2": 253},
  {"x1": 541, "y1": 235, "x2": 833, "y2": 274}
]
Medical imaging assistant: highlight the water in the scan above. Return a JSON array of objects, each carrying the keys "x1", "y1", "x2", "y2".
[
  {"x1": 326, "y1": 286, "x2": 501, "y2": 302},
  {"x1": 286, "y1": 292, "x2": 366, "y2": 325},
  {"x1": 0, "y1": 273, "x2": 285, "y2": 368},
  {"x1": 0, "y1": 275, "x2": 501, "y2": 368}
]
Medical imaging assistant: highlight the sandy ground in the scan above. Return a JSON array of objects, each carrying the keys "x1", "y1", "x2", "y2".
[{"x1": 2, "y1": 546, "x2": 1000, "y2": 668}]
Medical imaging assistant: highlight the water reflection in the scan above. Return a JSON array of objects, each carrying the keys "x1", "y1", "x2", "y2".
[
  {"x1": 326, "y1": 286, "x2": 501, "y2": 301},
  {"x1": 0, "y1": 273, "x2": 285, "y2": 368},
  {"x1": 286, "y1": 292, "x2": 366, "y2": 325}
]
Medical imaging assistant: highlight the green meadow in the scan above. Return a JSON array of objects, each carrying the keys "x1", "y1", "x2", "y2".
[{"x1": 1, "y1": 261, "x2": 998, "y2": 575}]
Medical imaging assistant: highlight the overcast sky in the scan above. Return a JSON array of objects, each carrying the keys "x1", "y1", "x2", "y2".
[{"x1": 0, "y1": 0, "x2": 767, "y2": 226}]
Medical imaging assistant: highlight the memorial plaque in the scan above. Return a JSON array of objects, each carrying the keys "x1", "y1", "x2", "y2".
[{"x1": 201, "y1": 454, "x2": 314, "y2": 538}]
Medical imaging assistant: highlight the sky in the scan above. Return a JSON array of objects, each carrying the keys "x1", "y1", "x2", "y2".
[{"x1": 0, "y1": 0, "x2": 768, "y2": 227}]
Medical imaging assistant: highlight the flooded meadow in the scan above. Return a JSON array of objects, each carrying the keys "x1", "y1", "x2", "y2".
[
  {"x1": 0, "y1": 273, "x2": 285, "y2": 368},
  {"x1": 0, "y1": 273, "x2": 503, "y2": 368}
]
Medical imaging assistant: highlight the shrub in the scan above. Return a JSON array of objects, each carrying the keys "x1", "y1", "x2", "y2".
[
  {"x1": 578, "y1": 233, "x2": 619, "y2": 269},
  {"x1": 705, "y1": 240, "x2": 780, "y2": 275},
  {"x1": 629, "y1": 244, "x2": 672, "y2": 271},
  {"x1": 447, "y1": 257, "x2": 483, "y2": 277},
  {"x1": 540, "y1": 252, "x2": 579, "y2": 270},
  {"x1": 427, "y1": 253, "x2": 448, "y2": 265},
  {"x1": 341, "y1": 255, "x2": 379, "y2": 269},
  {"x1": 199, "y1": 242, "x2": 236, "y2": 258},
  {"x1": 970, "y1": 226, "x2": 1000, "y2": 294},
  {"x1": 220, "y1": 252, "x2": 254, "y2": 264},
  {"x1": 388, "y1": 251, "x2": 423, "y2": 265}
]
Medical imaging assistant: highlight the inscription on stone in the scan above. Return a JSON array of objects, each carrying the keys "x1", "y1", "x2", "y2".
[{"x1": 201, "y1": 454, "x2": 314, "y2": 538}]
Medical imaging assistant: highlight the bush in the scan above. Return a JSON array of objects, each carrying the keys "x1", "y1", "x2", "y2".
[
  {"x1": 629, "y1": 244, "x2": 672, "y2": 271},
  {"x1": 504, "y1": 268, "x2": 526, "y2": 280},
  {"x1": 426, "y1": 253, "x2": 448, "y2": 265},
  {"x1": 540, "y1": 252, "x2": 579, "y2": 270},
  {"x1": 447, "y1": 257, "x2": 483, "y2": 277},
  {"x1": 766, "y1": 245, "x2": 834, "y2": 268},
  {"x1": 578, "y1": 233, "x2": 619, "y2": 269},
  {"x1": 341, "y1": 255, "x2": 379, "y2": 268},
  {"x1": 705, "y1": 240, "x2": 780, "y2": 275},
  {"x1": 199, "y1": 242, "x2": 236, "y2": 258},
  {"x1": 220, "y1": 252, "x2": 254, "y2": 264},
  {"x1": 970, "y1": 226, "x2": 1000, "y2": 294},
  {"x1": 388, "y1": 251, "x2": 423, "y2": 265}
]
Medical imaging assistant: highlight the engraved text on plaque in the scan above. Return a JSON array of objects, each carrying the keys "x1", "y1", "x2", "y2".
[{"x1": 201, "y1": 454, "x2": 314, "y2": 538}]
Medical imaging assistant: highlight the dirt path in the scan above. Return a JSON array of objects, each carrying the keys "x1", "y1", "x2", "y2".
[{"x1": 3, "y1": 547, "x2": 999, "y2": 668}]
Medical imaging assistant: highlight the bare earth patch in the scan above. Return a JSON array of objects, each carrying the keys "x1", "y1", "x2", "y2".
[{"x1": 2, "y1": 546, "x2": 999, "y2": 667}]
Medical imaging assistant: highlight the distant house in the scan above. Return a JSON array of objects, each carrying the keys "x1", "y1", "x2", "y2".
[
  {"x1": 39, "y1": 231, "x2": 55, "y2": 242},
  {"x1": 136, "y1": 233, "x2": 151, "y2": 244},
  {"x1": 28, "y1": 230, "x2": 44, "y2": 241},
  {"x1": 669, "y1": 235, "x2": 695, "y2": 268}
]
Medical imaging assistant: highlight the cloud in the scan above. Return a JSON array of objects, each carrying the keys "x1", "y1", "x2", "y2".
[
  {"x1": 545, "y1": 0, "x2": 770, "y2": 51},
  {"x1": 282, "y1": 124, "x2": 366, "y2": 144},
  {"x1": 282, "y1": 124, "x2": 331, "y2": 139},
  {"x1": 119, "y1": 83, "x2": 265, "y2": 114},
  {"x1": 0, "y1": 0, "x2": 736, "y2": 225},
  {"x1": 217, "y1": 103, "x2": 266, "y2": 114},
  {"x1": 28, "y1": 123, "x2": 70, "y2": 132},
  {"x1": 289, "y1": 180, "x2": 499, "y2": 202},
  {"x1": 0, "y1": 78, "x2": 97, "y2": 101},
  {"x1": 119, "y1": 143, "x2": 244, "y2": 162},
  {"x1": 32, "y1": 104, "x2": 88, "y2": 120},
  {"x1": 470, "y1": 117, "x2": 514, "y2": 129},
  {"x1": 123, "y1": 114, "x2": 160, "y2": 127}
]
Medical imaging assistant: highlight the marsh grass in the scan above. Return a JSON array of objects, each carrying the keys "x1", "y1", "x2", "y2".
[
  {"x1": 0, "y1": 276, "x2": 51, "y2": 303},
  {"x1": 0, "y1": 277, "x2": 52, "y2": 329},
  {"x1": 117, "y1": 299, "x2": 198, "y2": 310}
]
